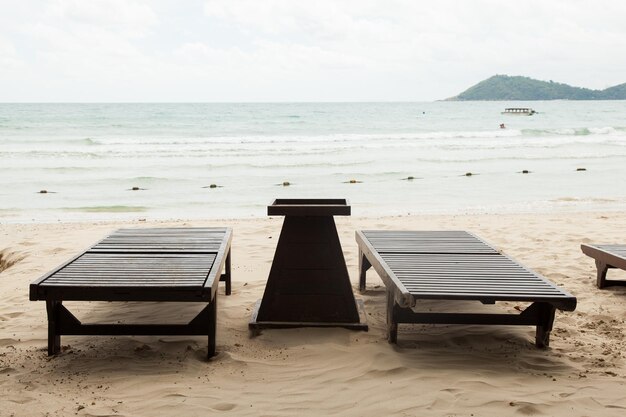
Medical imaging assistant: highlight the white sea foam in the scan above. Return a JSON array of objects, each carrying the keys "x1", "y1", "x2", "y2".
[{"x1": 1, "y1": 101, "x2": 626, "y2": 221}]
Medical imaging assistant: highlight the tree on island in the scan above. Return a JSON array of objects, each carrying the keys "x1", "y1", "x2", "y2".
[{"x1": 449, "y1": 75, "x2": 626, "y2": 100}]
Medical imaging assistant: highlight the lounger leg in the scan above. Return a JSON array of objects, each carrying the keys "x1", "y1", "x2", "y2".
[
  {"x1": 359, "y1": 250, "x2": 371, "y2": 293},
  {"x1": 535, "y1": 303, "x2": 556, "y2": 348},
  {"x1": 386, "y1": 291, "x2": 398, "y2": 343},
  {"x1": 224, "y1": 249, "x2": 232, "y2": 296},
  {"x1": 595, "y1": 260, "x2": 609, "y2": 289},
  {"x1": 46, "y1": 300, "x2": 61, "y2": 356},
  {"x1": 207, "y1": 294, "x2": 217, "y2": 359}
]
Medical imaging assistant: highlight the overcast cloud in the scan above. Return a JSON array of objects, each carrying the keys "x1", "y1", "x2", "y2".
[{"x1": 1, "y1": 0, "x2": 625, "y2": 102}]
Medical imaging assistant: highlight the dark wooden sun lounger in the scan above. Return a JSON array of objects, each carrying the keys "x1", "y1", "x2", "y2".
[
  {"x1": 356, "y1": 231, "x2": 576, "y2": 347},
  {"x1": 30, "y1": 227, "x2": 232, "y2": 358},
  {"x1": 581, "y1": 244, "x2": 626, "y2": 288}
]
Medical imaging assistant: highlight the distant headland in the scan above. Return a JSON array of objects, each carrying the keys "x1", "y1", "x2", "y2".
[{"x1": 448, "y1": 75, "x2": 626, "y2": 100}]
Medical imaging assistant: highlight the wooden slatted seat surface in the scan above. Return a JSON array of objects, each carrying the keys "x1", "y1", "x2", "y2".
[
  {"x1": 356, "y1": 230, "x2": 576, "y2": 347},
  {"x1": 380, "y1": 253, "x2": 568, "y2": 302},
  {"x1": 42, "y1": 253, "x2": 217, "y2": 287},
  {"x1": 361, "y1": 230, "x2": 499, "y2": 254},
  {"x1": 90, "y1": 227, "x2": 228, "y2": 253},
  {"x1": 32, "y1": 228, "x2": 230, "y2": 301},
  {"x1": 581, "y1": 243, "x2": 626, "y2": 288},
  {"x1": 30, "y1": 227, "x2": 232, "y2": 358},
  {"x1": 592, "y1": 245, "x2": 626, "y2": 257}
]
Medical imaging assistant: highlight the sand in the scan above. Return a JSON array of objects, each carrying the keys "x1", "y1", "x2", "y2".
[{"x1": 1, "y1": 212, "x2": 626, "y2": 416}]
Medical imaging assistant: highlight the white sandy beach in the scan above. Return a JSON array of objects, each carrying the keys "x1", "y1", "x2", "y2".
[{"x1": 1, "y1": 212, "x2": 626, "y2": 416}]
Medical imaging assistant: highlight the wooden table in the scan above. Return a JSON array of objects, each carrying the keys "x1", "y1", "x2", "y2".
[{"x1": 249, "y1": 199, "x2": 367, "y2": 330}]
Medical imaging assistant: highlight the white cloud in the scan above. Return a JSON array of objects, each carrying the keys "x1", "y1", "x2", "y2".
[
  {"x1": 48, "y1": 0, "x2": 158, "y2": 37},
  {"x1": 0, "y1": 36, "x2": 25, "y2": 81},
  {"x1": 1, "y1": 0, "x2": 626, "y2": 101}
]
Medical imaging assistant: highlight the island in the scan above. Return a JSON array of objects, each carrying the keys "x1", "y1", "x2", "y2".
[{"x1": 448, "y1": 75, "x2": 626, "y2": 100}]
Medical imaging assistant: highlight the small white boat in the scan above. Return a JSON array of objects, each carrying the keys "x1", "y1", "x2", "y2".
[{"x1": 501, "y1": 107, "x2": 536, "y2": 115}]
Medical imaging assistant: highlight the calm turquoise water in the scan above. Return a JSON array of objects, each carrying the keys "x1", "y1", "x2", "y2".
[{"x1": 1, "y1": 101, "x2": 626, "y2": 222}]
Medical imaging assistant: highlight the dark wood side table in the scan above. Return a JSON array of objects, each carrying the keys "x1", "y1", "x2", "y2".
[{"x1": 249, "y1": 199, "x2": 367, "y2": 331}]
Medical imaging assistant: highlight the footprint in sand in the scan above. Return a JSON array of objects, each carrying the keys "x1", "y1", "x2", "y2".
[
  {"x1": 212, "y1": 403, "x2": 236, "y2": 411},
  {"x1": 45, "y1": 247, "x2": 68, "y2": 255},
  {"x1": 516, "y1": 403, "x2": 542, "y2": 415},
  {"x1": 0, "y1": 339, "x2": 13, "y2": 347},
  {"x1": 1, "y1": 312, "x2": 24, "y2": 319}
]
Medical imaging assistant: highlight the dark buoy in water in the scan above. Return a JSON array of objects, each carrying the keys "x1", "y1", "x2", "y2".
[
  {"x1": 209, "y1": 184, "x2": 217, "y2": 189},
  {"x1": 465, "y1": 172, "x2": 473, "y2": 177},
  {"x1": 577, "y1": 168, "x2": 587, "y2": 171},
  {"x1": 282, "y1": 181, "x2": 290, "y2": 186},
  {"x1": 406, "y1": 176, "x2": 415, "y2": 180},
  {"x1": 522, "y1": 170, "x2": 530, "y2": 174},
  {"x1": 132, "y1": 186, "x2": 140, "y2": 191},
  {"x1": 39, "y1": 190, "x2": 48, "y2": 194},
  {"x1": 345, "y1": 179, "x2": 362, "y2": 184}
]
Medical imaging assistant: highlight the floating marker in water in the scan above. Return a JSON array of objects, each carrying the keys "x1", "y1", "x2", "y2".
[
  {"x1": 465, "y1": 172, "x2": 473, "y2": 177},
  {"x1": 282, "y1": 181, "x2": 290, "y2": 186},
  {"x1": 129, "y1": 186, "x2": 147, "y2": 191},
  {"x1": 521, "y1": 170, "x2": 530, "y2": 174},
  {"x1": 344, "y1": 179, "x2": 362, "y2": 184},
  {"x1": 576, "y1": 168, "x2": 587, "y2": 171},
  {"x1": 39, "y1": 190, "x2": 48, "y2": 194}
]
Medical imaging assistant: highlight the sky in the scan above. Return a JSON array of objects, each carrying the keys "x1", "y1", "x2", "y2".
[{"x1": 1, "y1": 0, "x2": 626, "y2": 102}]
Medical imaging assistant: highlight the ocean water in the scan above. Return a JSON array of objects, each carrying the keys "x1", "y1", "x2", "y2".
[{"x1": 1, "y1": 101, "x2": 626, "y2": 222}]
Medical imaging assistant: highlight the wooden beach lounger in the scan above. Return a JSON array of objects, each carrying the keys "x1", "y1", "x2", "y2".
[
  {"x1": 581, "y1": 244, "x2": 626, "y2": 288},
  {"x1": 30, "y1": 227, "x2": 232, "y2": 358},
  {"x1": 356, "y1": 231, "x2": 576, "y2": 347}
]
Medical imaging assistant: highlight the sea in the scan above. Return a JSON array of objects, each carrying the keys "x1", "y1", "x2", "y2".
[{"x1": 1, "y1": 101, "x2": 625, "y2": 223}]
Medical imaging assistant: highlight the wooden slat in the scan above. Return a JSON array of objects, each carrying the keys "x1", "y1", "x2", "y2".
[
  {"x1": 360, "y1": 230, "x2": 575, "y2": 307},
  {"x1": 362, "y1": 230, "x2": 499, "y2": 254},
  {"x1": 90, "y1": 228, "x2": 227, "y2": 253},
  {"x1": 42, "y1": 253, "x2": 216, "y2": 287},
  {"x1": 595, "y1": 244, "x2": 626, "y2": 258},
  {"x1": 33, "y1": 227, "x2": 230, "y2": 299}
]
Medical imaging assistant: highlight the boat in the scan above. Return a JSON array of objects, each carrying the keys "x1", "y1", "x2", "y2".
[{"x1": 501, "y1": 107, "x2": 536, "y2": 115}]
